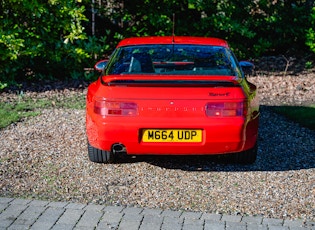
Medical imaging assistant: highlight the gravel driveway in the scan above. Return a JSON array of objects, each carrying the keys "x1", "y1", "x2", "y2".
[{"x1": 0, "y1": 75, "x2": 314, "y2": 222}]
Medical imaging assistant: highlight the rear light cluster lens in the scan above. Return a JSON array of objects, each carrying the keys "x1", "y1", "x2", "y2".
[
  {"x1": 206, "y1": 102, "x2": 246, "y2": 117},
  {"x1": 94, "y1": 99, "x2": 138, "y2": 116}
]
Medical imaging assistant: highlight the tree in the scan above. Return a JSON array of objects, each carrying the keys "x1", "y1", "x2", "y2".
[
  {"x1": 306, "y1": 6, "x2": 315, "y2": 53},
  {"x1": 1, "y1": 0, "x2": 314, "y2": 88},
  {"x1": 0, "y1": 0, "x2": 95, "y2": 82}
]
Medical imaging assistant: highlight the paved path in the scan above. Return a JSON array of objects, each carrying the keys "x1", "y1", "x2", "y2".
[{"x1": 0, "y1": 197, "x2": 314, "y2": 230}]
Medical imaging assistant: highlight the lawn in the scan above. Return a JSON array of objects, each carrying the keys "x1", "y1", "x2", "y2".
[{"x1": 0, "y1": 94, "x2": 85, "y2": 129}]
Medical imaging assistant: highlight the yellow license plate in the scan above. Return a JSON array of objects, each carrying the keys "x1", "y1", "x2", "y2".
[{"x1": 142, "y1": 129, "x2": 202, "y2": 143}]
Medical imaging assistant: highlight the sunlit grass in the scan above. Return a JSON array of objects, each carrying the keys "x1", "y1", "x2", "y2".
[{"x1": 0, "y1": 95, "x2": 85, "y2": 129}]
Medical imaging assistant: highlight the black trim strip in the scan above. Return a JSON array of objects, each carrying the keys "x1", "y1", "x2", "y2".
[{"x1": 106, "y1": 79, "x2": 238, "y2": 87}]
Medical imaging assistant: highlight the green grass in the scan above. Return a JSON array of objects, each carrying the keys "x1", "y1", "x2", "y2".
[
  {"x1": 0, "y1": 101, "x2": 39, "y2": 129},
  {"x1": 0, "y1": 94, "x2": 85, "y2": 129},
  {"x1": 272, "y1": 104, "x2": 315, "y2": 130}
]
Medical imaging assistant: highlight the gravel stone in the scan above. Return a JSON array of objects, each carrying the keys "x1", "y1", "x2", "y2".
[{"x1": 0, "y1": 75, "x2": 314, "y2": 222}]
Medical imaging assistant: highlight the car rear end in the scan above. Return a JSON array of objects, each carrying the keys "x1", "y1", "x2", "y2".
[{"x1": 86, "y1": 37, "x2": 259, "y2": 163}]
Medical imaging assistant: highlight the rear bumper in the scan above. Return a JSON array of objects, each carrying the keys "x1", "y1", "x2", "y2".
[{"x1": 86, "y1": 113, "x2": 258, "y2": 155}]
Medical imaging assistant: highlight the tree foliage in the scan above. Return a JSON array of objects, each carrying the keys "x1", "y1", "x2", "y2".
[
  {"x1": 0, "y1": 0, "x2": 109, "y2": 83},
  {"x1": 0, "y1": 0, "x2": 314, "y2": 86},
  {"x1": 306, "y1": 6, "x2": 315, "y2": 53}
]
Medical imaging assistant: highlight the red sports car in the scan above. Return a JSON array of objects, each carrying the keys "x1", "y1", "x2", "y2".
[{"x1": 86, "y1": 36, "x2": 259, "y2": 164}]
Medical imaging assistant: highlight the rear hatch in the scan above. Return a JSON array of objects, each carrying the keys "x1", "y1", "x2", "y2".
[{"x1": 93, "y1": 75, "x2": 248, "y2": 153}]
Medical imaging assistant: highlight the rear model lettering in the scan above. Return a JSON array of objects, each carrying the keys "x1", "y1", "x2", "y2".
[
  {"x1": 141, "y1": 107, "x2": 202, "y2": 112},
  {"x1": 209, "y1": 92, "x2": 230, "y2": 96}
]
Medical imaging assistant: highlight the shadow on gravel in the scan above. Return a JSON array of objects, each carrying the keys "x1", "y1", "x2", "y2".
[{"x1": 124, "y1": 106, "x2": 315, "y2": 172}]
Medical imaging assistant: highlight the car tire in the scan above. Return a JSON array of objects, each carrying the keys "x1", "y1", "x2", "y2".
[
  {"x1": 87, "y1": 142, "x2": 114, "y2": 163},
  {"x1": 231, "y1": 143, "x2": 258, "y2": 164}
]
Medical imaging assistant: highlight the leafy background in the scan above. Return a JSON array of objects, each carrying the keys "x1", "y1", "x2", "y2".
[{"x1": 1, "y1": 0, "x2": 315, "y2": 88}]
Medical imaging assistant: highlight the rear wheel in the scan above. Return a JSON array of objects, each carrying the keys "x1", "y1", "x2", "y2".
[
  {"x1": 230, "y1": 143, "x2": 258, "y2": 164},
  {"x1": 87, "y1": 142, "x2": 114, "y2": 163}
]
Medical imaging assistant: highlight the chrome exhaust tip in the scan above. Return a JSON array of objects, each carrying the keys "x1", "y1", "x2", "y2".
[{"x1": 112, "y1": 143, "x2": 126, "y2": 154}]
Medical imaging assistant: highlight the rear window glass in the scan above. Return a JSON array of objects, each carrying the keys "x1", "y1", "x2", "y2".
[{"x1": 105, "y1": 45, "x2": 241, "y2": 77}]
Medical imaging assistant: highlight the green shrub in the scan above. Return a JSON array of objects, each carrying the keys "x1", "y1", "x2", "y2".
[
  {"x1": 0, "y1": 0, "x2": 110, "y2": 87},
  {"x1": 306, "y1": 7, "x2": 315, "y2": 53},
  {"x1": 1, "y1": 0, "x2": 314, "y2": 89}
]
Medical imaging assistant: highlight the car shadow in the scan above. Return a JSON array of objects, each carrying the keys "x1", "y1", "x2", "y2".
[{"x1": 120, "y1": 106, "x2": 315, "y2": 172}]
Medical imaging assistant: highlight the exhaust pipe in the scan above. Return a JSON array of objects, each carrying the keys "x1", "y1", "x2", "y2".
[{"x1": 112, "y1": 143, "x2": 126, "y2": 154}]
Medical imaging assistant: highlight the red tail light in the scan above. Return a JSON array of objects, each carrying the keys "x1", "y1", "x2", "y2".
[
  {"x1": 206, "y1": 102, "x2": 246, "y2": 117},
  {"x1": 94, "y1": 99, "x2": 138, "y2": 116}
]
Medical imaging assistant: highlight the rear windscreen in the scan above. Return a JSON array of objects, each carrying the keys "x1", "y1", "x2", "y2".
[{"x1": 105, "y1": 44, "x2": 242, "y2": 77}]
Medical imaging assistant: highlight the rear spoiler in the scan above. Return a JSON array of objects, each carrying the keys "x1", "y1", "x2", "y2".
[{"x1": 104, "y1": 79, "x2": 240, "y2": 87}]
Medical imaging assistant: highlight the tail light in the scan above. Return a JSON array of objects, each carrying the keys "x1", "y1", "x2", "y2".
[
  {"x1": 206, "y1": 102, "x2": 247, "y2": 117},
  {"x1": 94, "y1": 99, "x2": 138, "y2": 116}
]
